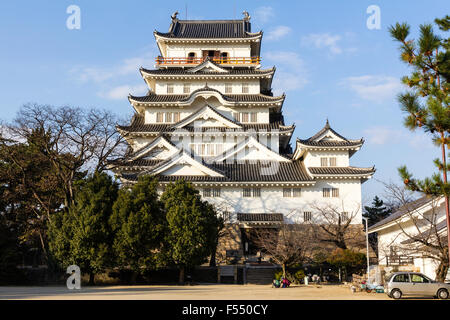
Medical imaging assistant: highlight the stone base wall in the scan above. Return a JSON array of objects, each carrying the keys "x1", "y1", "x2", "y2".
[{"x1": 216, "y1": 224, "x2": 243, "y2": 265}]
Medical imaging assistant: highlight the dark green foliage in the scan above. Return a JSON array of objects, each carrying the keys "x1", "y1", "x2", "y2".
[
  {"x1": 110, "y1": 176, "x2": 166, "y2": 279},
  {"x1": 48, "y1": 172, "x2": 118, "y2": 284},
  {"x1": 160, "y1": 180, "x2": 222, "y2": 284},
  {"x1": 363, "y1": 196, "x2": 392, "y2": 227}
]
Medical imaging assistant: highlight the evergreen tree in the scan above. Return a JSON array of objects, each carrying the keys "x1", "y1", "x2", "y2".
[
  {"x1": 389, "y1": 15, "x2": 450, "y2": 279},
  {"x1": 363, "y1": 196, "x2": 392, "y2": 227},
  {"x1": 160, "y1": 180, "x2": 221, "y2": 284},
  {"x1": 48, "y1": 172, "x2": 118, "y2": 285},
  {"x1": 109, "y1": 176, "x2": 166, "y2": 283}
]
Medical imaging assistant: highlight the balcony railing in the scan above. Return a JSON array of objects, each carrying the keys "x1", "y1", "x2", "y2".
[
  {"x1": 155, "y1": 56, "x2": 261, "y2": 66},
  {"x1": 386, "y1": 255, "x2": 414, "y2": 266}
]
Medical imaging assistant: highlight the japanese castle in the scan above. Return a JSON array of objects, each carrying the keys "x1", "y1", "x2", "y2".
[{"x1": 110, "y1": 12, "x2": 375, "y2": 263}]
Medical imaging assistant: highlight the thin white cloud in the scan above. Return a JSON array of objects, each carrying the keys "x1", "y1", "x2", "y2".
[
  {"x1": 254, "y1": 6, "x2": 275, "y2": 24},
  {"x1": 301, "y1": 33, "x2": 343, "y2": 55},
  {"x1": 265, "y1": 26, "x2": 292, "y2": 41},
  {"x1": 99, "y1": 84, "x2": 148, "y2": 100},
  {"x1": 340, "y1": 75, "x2": 402, "y2": 102},
  {"x1": 363, "y1": 126, "x2": 434, "y2": 149},
  {"x1": 265, "y1": 51, "x2": 308, "y2": 94}
]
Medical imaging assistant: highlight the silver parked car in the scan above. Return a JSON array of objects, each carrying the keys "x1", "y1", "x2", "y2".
[{"x1": 386, "y1": 272, "x2": 450, "y2": 299}]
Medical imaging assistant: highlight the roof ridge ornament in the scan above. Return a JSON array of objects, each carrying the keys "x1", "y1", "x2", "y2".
[
  {"x1": 171, "y1": 11, "x2": 179, "y2": 22},
  {"x1": 242, "y1": 11, "x2": 251, "y2": 21}
]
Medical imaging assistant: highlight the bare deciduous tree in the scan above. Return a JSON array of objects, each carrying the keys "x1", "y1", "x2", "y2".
[
  {"x1": 254, "y1": 223, "x2": 314, "y2": 279},
  {"x1": 7, "y1": 103, "x2": 128, "y2": 208},
  {"x1": 309, "y1": 201, "x2": 364, "y2": 250},
  {"x1": 381, "y1": 182, "x2": 448, "y2": 281}
]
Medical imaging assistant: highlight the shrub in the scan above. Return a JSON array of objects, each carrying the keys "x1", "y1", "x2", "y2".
[
  {"x1": 294, "y1": 270, "x2": 306, "y2": 283},
  {"x1": 274, "y1": 270, "x2": 283, "y2": 280}
]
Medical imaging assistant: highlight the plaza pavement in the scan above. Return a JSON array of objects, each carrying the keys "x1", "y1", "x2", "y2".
[{"x1": 0, "y1": 284, "x2": 390, "y2": 300}]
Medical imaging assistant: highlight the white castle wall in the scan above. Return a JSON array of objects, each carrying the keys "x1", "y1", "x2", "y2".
[
  {"x1": 154, "y1": 80, "x2": 260, "y2": 95},
  {"x1": 165, "y1": 43, "x2": 251, "y2": 59}
]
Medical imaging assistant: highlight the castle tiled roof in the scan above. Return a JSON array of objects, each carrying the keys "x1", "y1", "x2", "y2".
[
  {"x1": 308, "y1": 167, "x2": 375, "y2": 175},
  {"x1": 119, "y1": 160, "x2": 313, "y2": 183},
  {"x1": 129, "y1": 87, "x2": 284, "y2": 104},
  {"x1": 140, "y1": 66, "x2": 274, "y2": 76},
  {"x1": 155, "y1": 19, "x2": 260, "y2": 39}
]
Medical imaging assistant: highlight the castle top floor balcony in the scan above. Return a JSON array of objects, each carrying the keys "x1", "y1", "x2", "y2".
[{"x1": 155, "y1": 56, "x2": 261, "y2": 67}]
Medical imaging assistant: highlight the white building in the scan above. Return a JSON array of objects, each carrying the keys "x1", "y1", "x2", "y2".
[
  {"x1": 369, "y1": 196, "x2": 449, "y2": 281},
  {"x1": 110, "y1": 12, "x2": 375, "y2": 262}
]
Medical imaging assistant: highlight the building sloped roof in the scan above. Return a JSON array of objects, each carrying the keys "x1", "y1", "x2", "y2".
[
  {"x1": 297, "y1": 119, "x2": 363, "y2": 147},
  {"x1": 155, "y1": 19, "x2": 260, "y2": 39},
  {"x1": 308, "y1": 166, "x2": 375, "y2": 175},
  {"x1": 117, "y1": 113, "x2": 293, "y2": 133},
  {"x1": 129, "y1": 87, "x2": 284, "y2": 104},
  {"x1": 369, "y1": 196, "x2": 439, "y2": 231},
  {"x1": 140, "y1": 66, "x2": 275, "y2": 76},
  {"x1": 119, "y1": 160, "x2": 313, "y2": 183}
]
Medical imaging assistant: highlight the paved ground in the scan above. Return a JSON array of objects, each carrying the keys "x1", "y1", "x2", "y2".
[{"x1": 0, "y1": 284, "x2": 391, "y2": 300}]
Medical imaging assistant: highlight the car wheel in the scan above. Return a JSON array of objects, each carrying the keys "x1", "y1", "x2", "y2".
[
  {"x1": 437, "y1": 288, "x2": 449, "y2": 300},
  {"x1": 391, "y1": 289, "x2": 402, "y2": 299}
]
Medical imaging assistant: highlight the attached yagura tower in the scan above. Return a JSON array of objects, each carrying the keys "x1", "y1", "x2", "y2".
[{"x1": 109, "y1": 12, "x2": 375, "y2": 262}]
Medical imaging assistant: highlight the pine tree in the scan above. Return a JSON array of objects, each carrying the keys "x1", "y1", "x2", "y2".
[
  {"x1": 109, "y1": 176, "x2": 166, "y2": 283},
  {"x1": 363, "y1": 196, "x2": 392, "y2": 227},
  {"x1": 389, "y1": 16, "x2": 450, "y2": 269},
  {"x1": 160, "y1": 180, "x2": 222, "y2": 284},
  {"x1": 48, "y1": 172, "x2": 118, "y2": 285}
]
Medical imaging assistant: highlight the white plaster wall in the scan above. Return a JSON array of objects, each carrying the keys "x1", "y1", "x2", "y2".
[
  {"x1": 303, "y1": 150, "x2": 350, "y2": 167},
  {"x1": 154, "y1": 80, "x2": 260, "y2": 94},
  {"x1": 200, "y1": 179, "x2": 363, "y2": 224}
]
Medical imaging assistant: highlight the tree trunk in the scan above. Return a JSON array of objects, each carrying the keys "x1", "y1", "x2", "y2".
[
  {"x1": 130, "y1": 272, "x2": 138, "y2": 285},
  {"x1": 282, "y1": 263, "x2": 286, "y2": 279},
  {"x1": 338, "y1": 267, "x2": 342, "y2": 282},
  {"x1": 436, "y1": 259, "x2": 449, "y2": 282},
  {"x1": 209, "y1": 248, "x2": 216, "y2": 267},
  {"x1": 179, "y1": 266, "x2": 185, "y2": 285},
  {"x1": 89, "y1": 272, "x2": 95, "y2": 286}
]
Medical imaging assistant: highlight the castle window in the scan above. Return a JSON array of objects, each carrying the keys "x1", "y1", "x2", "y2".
[
  {"x1": 173, "y1": 112, "x2": 180, "y2": 122},
  {"x1": 241, "y1": 112, "x2": 249, "y2": 123},
  {"x1": 183, "y1": 83, "x2": 191, "y2": 94},
  {"x1": 303, "y1": 211, "x2": 312, "y2": 222},
  {"x1": 187, "y1": 52, "x2": 196, "y2": 63},
  {"x1": 233, "y1": 112, "x2": 239, "y2": 121},
  {"x1": 250, "y1": 112, "x2": 257, "y2": 123},
  {"x1": 283, "y1": 188, "x2": 292, "y2": 197},
  {"x1": 293, "y1": 188, "x2": 302, "y2": 197},
  {"x1": 243, "y1": 188, "x2": 252, "y2": 197},
  {"x1": 220, "y1": 52, "x2": 229, "y2": 62},
  {"x1": 329, "y1": 157, "x2": 337, "y2": 166},
  {"x1": 242, "y1": 83, "x2": 249, "y2": 93},
  {"x1": 212, "y1": 188, "x2": 221, "y2": 197},
  {"x1": 156, "y1": 112, "x2": 164, "y2": 123},
  {"x1": 252, "y1": 188, "x2": 261, "y2": 197},
  {"x1": 167, "y1": 83, "x2": 174, "y2": 94},
  {"x1": 320, "y1": 157, "x2": 328, "y2": 167},
  {"x1": 332, "y1": 188, "x2": 339, "y2": 197},
  {"x1": 165, "y1": 112, "x2": 173, "y2": 123},
  {"x1": 203, "y1": 188, "x2": 211, "y2": 197},
  {"x1": 322, "y1": 188, "x2": 331, "y2": 197},
  {"x1": 225, "y1": 83, "x2": 233, "y2": 94}
]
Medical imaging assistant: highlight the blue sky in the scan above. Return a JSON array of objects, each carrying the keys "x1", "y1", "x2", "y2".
[{"x1": 0, "y1": 0, "x2": 449, "y2": 205}]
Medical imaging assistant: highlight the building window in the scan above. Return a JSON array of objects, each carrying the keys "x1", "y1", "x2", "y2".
[
  {"x1": 203, "y1": 188, "x2": 211, "y2": 197},
  {"x1": 323, "y1": 188, "x2": 331, "y2": 197},
  {"x1": 156, "y1": 112, "x2": 164, "y2": 123},
  {"x1": 212, "y1": 188, "x2": 221, "y2": 197},
  {"x1": 233, "y1": 112, "x2": 239, "y2": 121},
  {"x1": 250, "y1": 112, "x2": 257, "y2": 123},
  {"x1": 187, "y1": 52, "x2": 196, "y2": 63},
  {"x1": 293, "y1": 188, "x2": 302, "y2": 197},
  {"x1": 303, "y1": 211, "x2": 312, "y2": 222},
  {"x1": 242, "y1": 83, "x2": 249, "y2": 93},
  {"x1": 165, "y1": 112, "x2": 173, "y2": 123},
  {"x1": 329, "y1": 157, "x2": 337, "y2": 167},
  {"x1": 283, "y1": 188, "x2": 292, "y2": 197},
  {"x1": 341, "y1": 211, "x2": 348, "y2": 222},
  {"x1": 243, "y1": 188, "x2": 252, "y2": 197},
  {"x1": 241, "y1": 112, "x2": 249, "y2": 123},
  {"x1": 225, "y1": 83, "x2": 232, "y2": 94},
  {"x1": 332, "y1": 188, "x2": 339, "y2": 197},
  {"x1": 173, "y1": 112, "x2": 180, "y2": 122},
  {"x1": 166, "y1": 83, "x2": 174, "y2": 94},
  {"x1": 320, "y1": 157, "x2": 328, "y2": 167},
  {"x1": 238, "y1": 112, "x2": 257, "y2": 123},
  {"x1": 220, "y1": 52, "x2": 229, "y2": 61},
  {"x1": 252, "y1": 188, "x2": 261, "y2": 197},
  {"x1": 183, "y1": 83, "x2": 191, "y2": 94}
]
